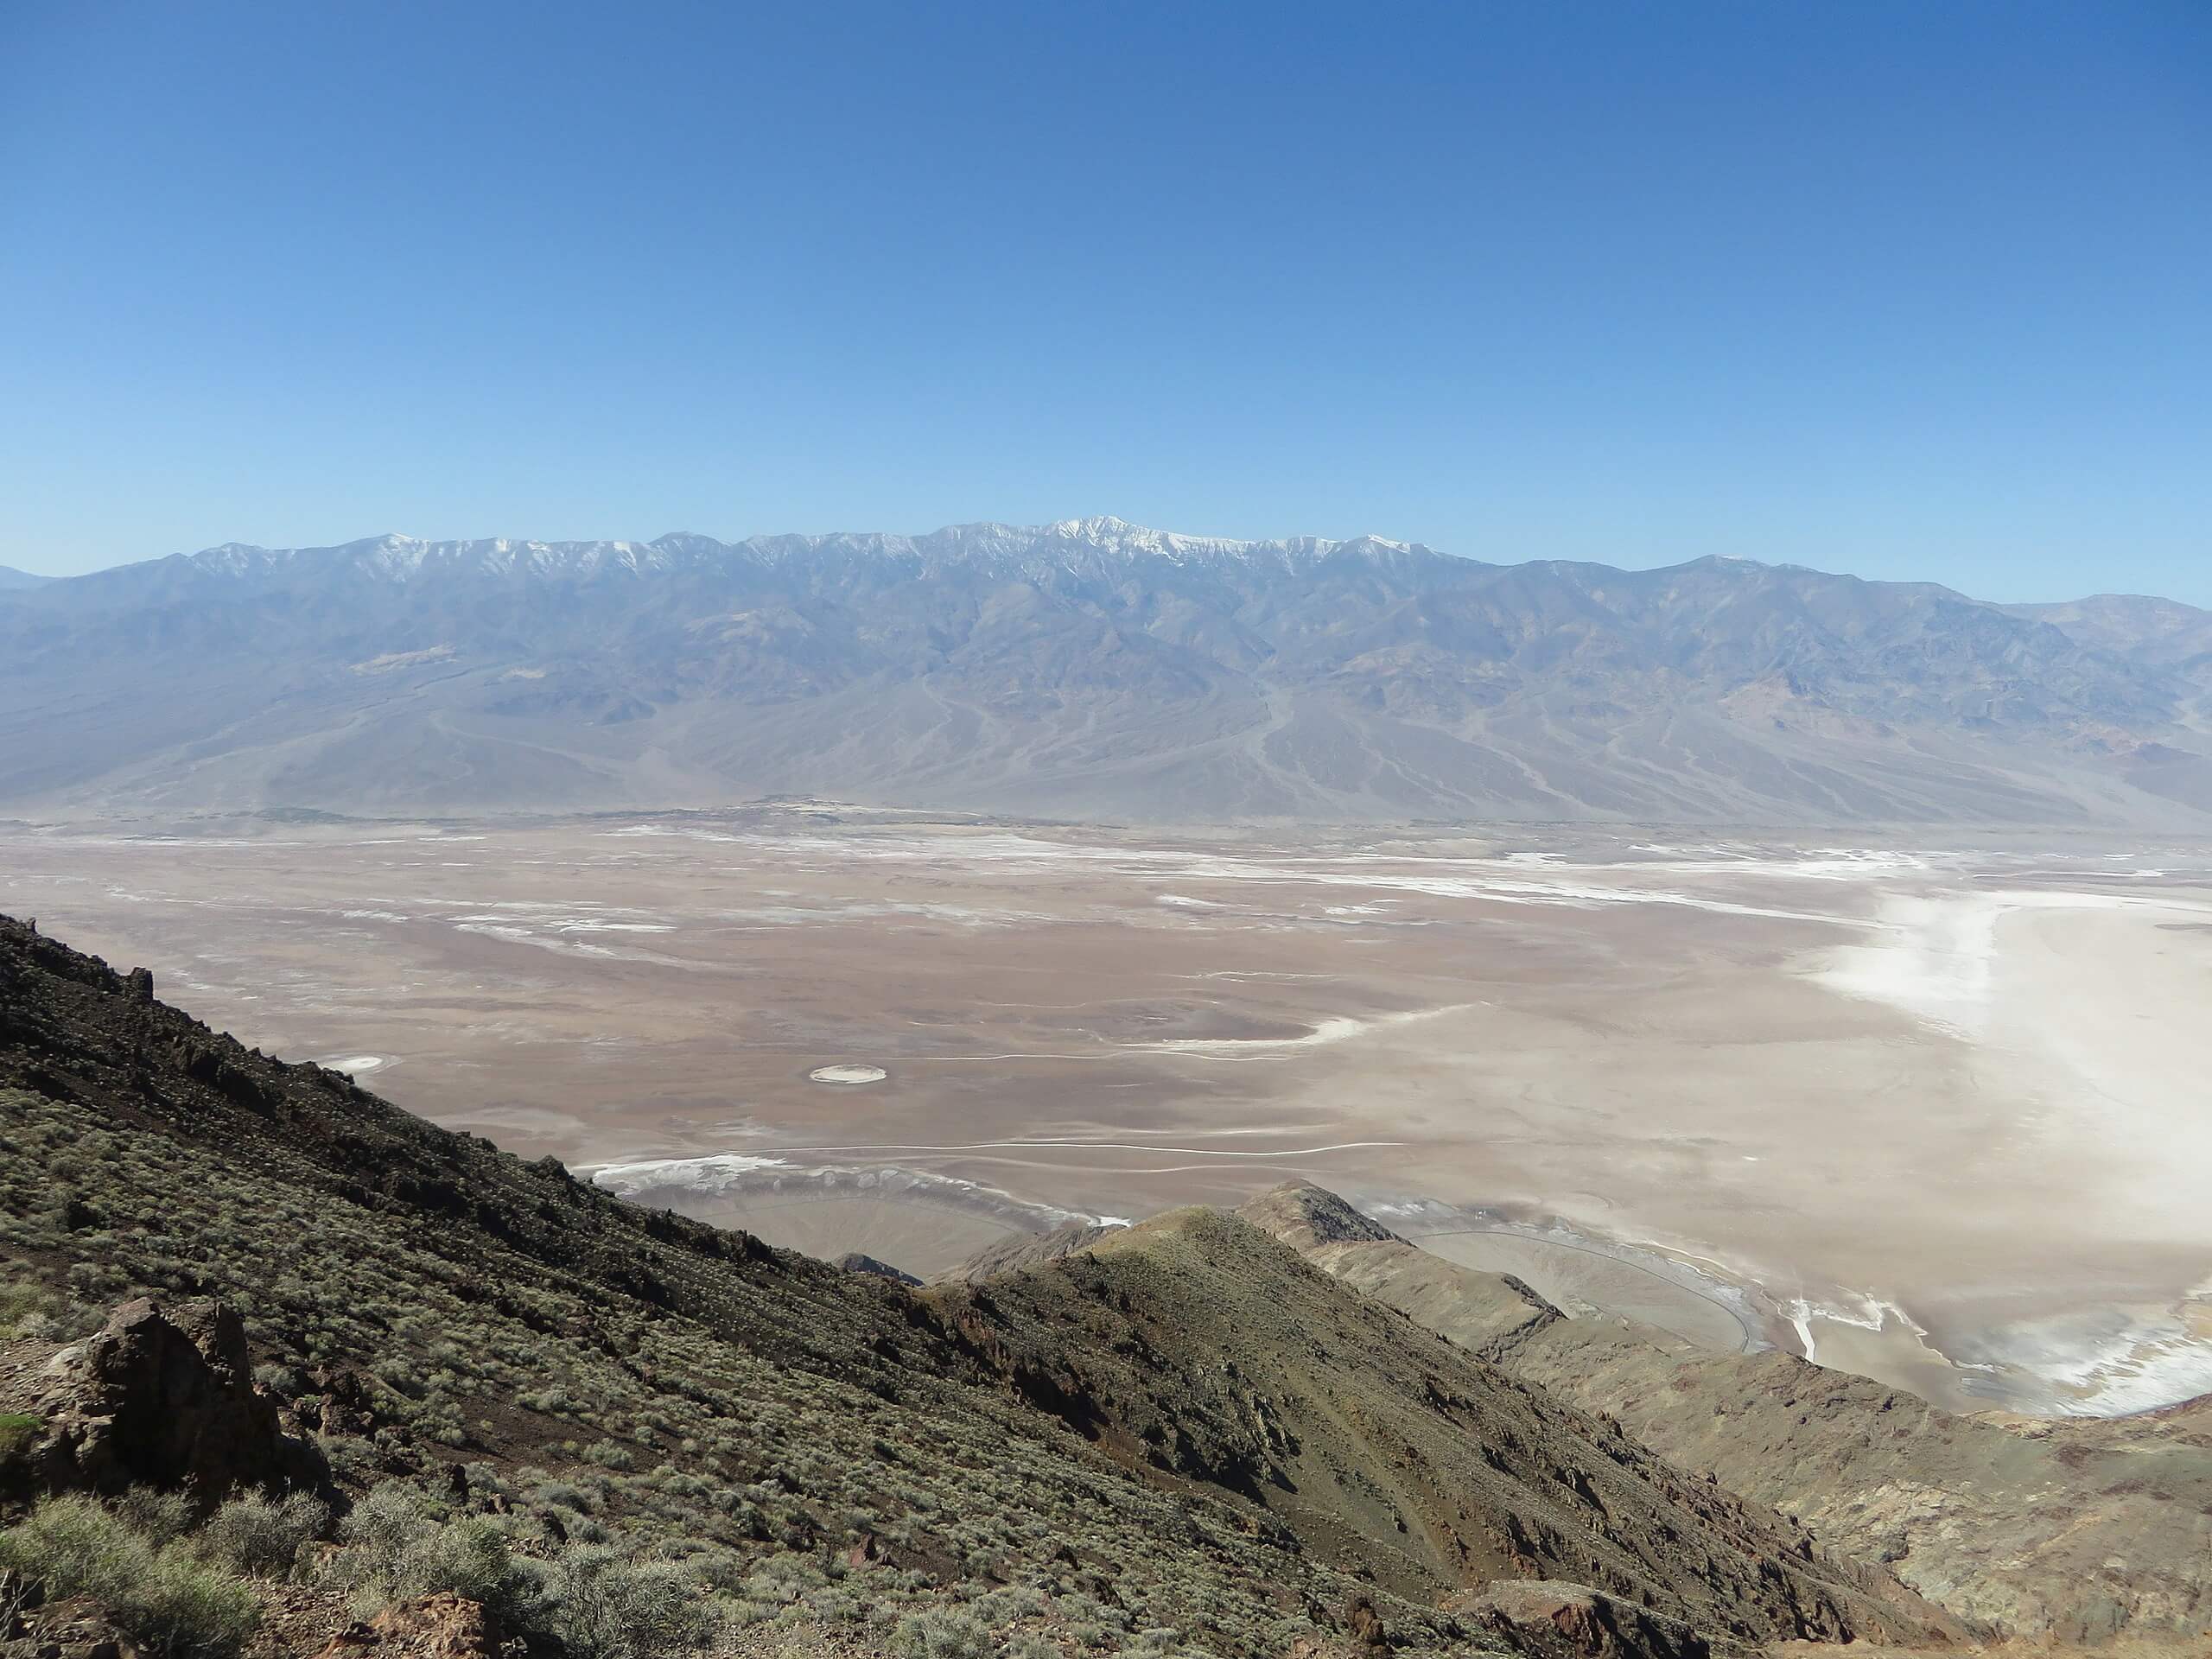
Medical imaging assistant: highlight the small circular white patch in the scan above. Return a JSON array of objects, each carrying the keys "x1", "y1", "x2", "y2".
[
  {"x1": 317, "y1": 1055, "x2": 387, "y2": 1074},
  {"x1": 809, "y1": 1064, "x2": 887, "y2": 1085}
]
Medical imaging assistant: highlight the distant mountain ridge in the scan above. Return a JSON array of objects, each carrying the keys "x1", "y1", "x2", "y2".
[
  {"x1": 73, "y1": 518, "x2": 1441, "y2": 586},
  {"x1": 0, "y1": 563, "x2": 49, "y2": 591},
  {"x1": 3, "y1": 518, "x2": 2209, "y2": 824}
]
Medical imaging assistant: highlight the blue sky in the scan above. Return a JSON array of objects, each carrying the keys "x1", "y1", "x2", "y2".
[{"x1": 3, "y1": 2, "x2": 2207, "y2": 600}]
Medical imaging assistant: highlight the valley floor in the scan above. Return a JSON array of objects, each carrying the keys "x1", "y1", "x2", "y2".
[{"x1": 5, "y1": 806, "x2": 2209, "y2": 1418}]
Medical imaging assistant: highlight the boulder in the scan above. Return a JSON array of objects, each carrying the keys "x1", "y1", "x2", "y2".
[
  {"x1": 308, "y1": 1593, "x2": 501, "y2": 1659},
  {"x1": 2, "y1": 1298, "x2": 324, "y2": 1508}
]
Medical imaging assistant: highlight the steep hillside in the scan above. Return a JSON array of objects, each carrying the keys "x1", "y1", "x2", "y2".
[
  {"x1": 926, "y1": 1209, "x2": 1942, "y2": 1645},
  {"x1": 0, "y1": 916, "x2": 1953, "y2": 1657},
  {"x1": 3, "y1": 519, "x2": 2208, "y2": 824},
  {"x1": 1242, "y1": 1182, "x2": 2212, "y2": 1645}
]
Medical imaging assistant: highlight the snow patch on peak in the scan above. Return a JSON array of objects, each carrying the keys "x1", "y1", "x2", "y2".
[
  {"x1": 1047, "y1": 515, "x2": 1249, "y2": 546},
  {"x1": 162, "y1": 519, "x2": 1445, "y2": 586}
]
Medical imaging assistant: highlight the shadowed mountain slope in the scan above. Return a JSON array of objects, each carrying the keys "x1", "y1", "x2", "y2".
[
  {"x1": 3, "y1": 518, "x2": 2209, "y2": 824},
  {"x1": 925, "y1": 1208, "x2": 1948, "y2": 1646},
  {"x1": 1241, "y1": 1181, "x2": 2212, "y2": 1645},
  {"x1": 0, "y1": 916, "x2": 1955, "y2": 1656}
]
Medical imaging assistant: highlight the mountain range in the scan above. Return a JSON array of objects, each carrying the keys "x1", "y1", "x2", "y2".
[{"x1": 3, "y1": 518, "x2": 2209, "y2": 824}]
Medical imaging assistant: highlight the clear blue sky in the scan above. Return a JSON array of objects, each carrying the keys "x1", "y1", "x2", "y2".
[{"x1": 3, "y1": 2, "x2": 2207, "y2": 600}]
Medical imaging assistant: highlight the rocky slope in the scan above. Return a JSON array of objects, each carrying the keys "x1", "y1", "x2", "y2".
[
  {"x1": 1242, "y1": 1181, "x2": 2212, "y2": 1645},
  {"x1": 929, "y1": 1207, "x2": 1942, "y2": 1643},
  {"x1": 0, "y1": 915, "x2": 1955, "y2": 1657},
  {"x1": 3, "y1": 519, "x2": 2209, "y2": 824}
]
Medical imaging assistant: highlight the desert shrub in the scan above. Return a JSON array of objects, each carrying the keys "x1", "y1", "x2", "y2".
[
  {"x1": 324, "y1": 1483, "x2": 526, "y2": 1619},
  {"x1": 113, "y1": 1487, "x2": 195, "y2": 1547},
  {"x1": 524, "y1": 1475, "x2": 594, "y2": 1512},
  {"x1": 326, "y1": 1484, "x2": 720, "y2": 1658},
  {"x1": 804, "y1": 1586, "x2": 865, "y2": 1625},
  {"x1": 0, "y1": 1494, "x2": 259, "y2": 1657},
  {"x1": 0, "y1": 1412, "x2": 39, "y2": 1460},
  {"x1": 0, "y1": 1279, "x2": 105, "y2": 1343},
  {"x1": 536, "y1": 1545, "x2": 711, "y2": 1659},
  {"x1": 251, "y1": 1363, "x2": 300, "y2": 1397},
  {"x1": 0, "y1": 1282, "x2": 51, "y2": 1338},
  {"x1": 195, "y1": 1490, "x2": 329, "y2": 1579},
  {"x1": 583, "y1": 1439, "x2": 637, "y2": 1471},
  {"x1": 315, "y1": 1433, "x2": 378, "y2": 1484},
  {"x1": 976, "y1": 1585, "x2": 1049, "y2": 1623},
  {"x1": 890, "y1": 1604, "x2": 992, "y2": 1659}
]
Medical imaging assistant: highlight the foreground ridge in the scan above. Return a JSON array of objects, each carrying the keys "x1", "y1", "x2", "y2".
[{"x1": 1243, "y1": 1179, "x2": 2212, "y2": 1645}]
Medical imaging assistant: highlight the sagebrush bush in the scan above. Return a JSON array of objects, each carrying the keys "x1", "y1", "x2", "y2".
[
  {"x1": 194, "y1": 1490, "x2": 329, "y2": 1579},
  {"x1": 890, "y1": 1604, "x2": 993, "y2": 1659},
  {"x1": 583, "y1": 1438, "x2": 637, "y2": 1471},
  {"x1": 113, "y1": 1486, "x2": 195, "y2": 1546},
  {"x1": 536, "y1": 1545, "x2": 713, "y2": 1659},
  {"x1": 0, "y1": 1494, "x2": 258, "y2": 1658},
  {"x1": 325, "y1": 1481, "x2": 734, "y2": 1658},
  {"x1": 326, "y1": 1483, "x2": 524, "y2": 1619},
  {"x1": 0, "y1": 1412, "x2": 39, "y2": 1460}
]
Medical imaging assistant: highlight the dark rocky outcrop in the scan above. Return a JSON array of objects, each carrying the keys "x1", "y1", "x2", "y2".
[
  {"x1": 308, "y1": 1593, "x2": 502, "y2": 1659},
  {"x1": 835, "y1": 1251, "x2": 922, "y2": 1287},
  {"x1": 1450, "y1": 1581, "x2": 1711, "y2": 1659},
  {"x1": 1237, "y1": 1177, "x2": 1403, "y2": 1250},
  {"x1": 1, "y1": 1298, "x2": 324, "y2": 1510}
]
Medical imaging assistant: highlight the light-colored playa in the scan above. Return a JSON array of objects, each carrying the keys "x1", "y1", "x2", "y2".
[
  {"x1": 7, "y1": 810, "x2": 2210, "y2": 1413},
  {"x1": 809, "y1": 1064, "x2": 888, "y2": 1084},
  {"x1": 1804, "y1": 884, "x2": 2212, "y2": 1410}
]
